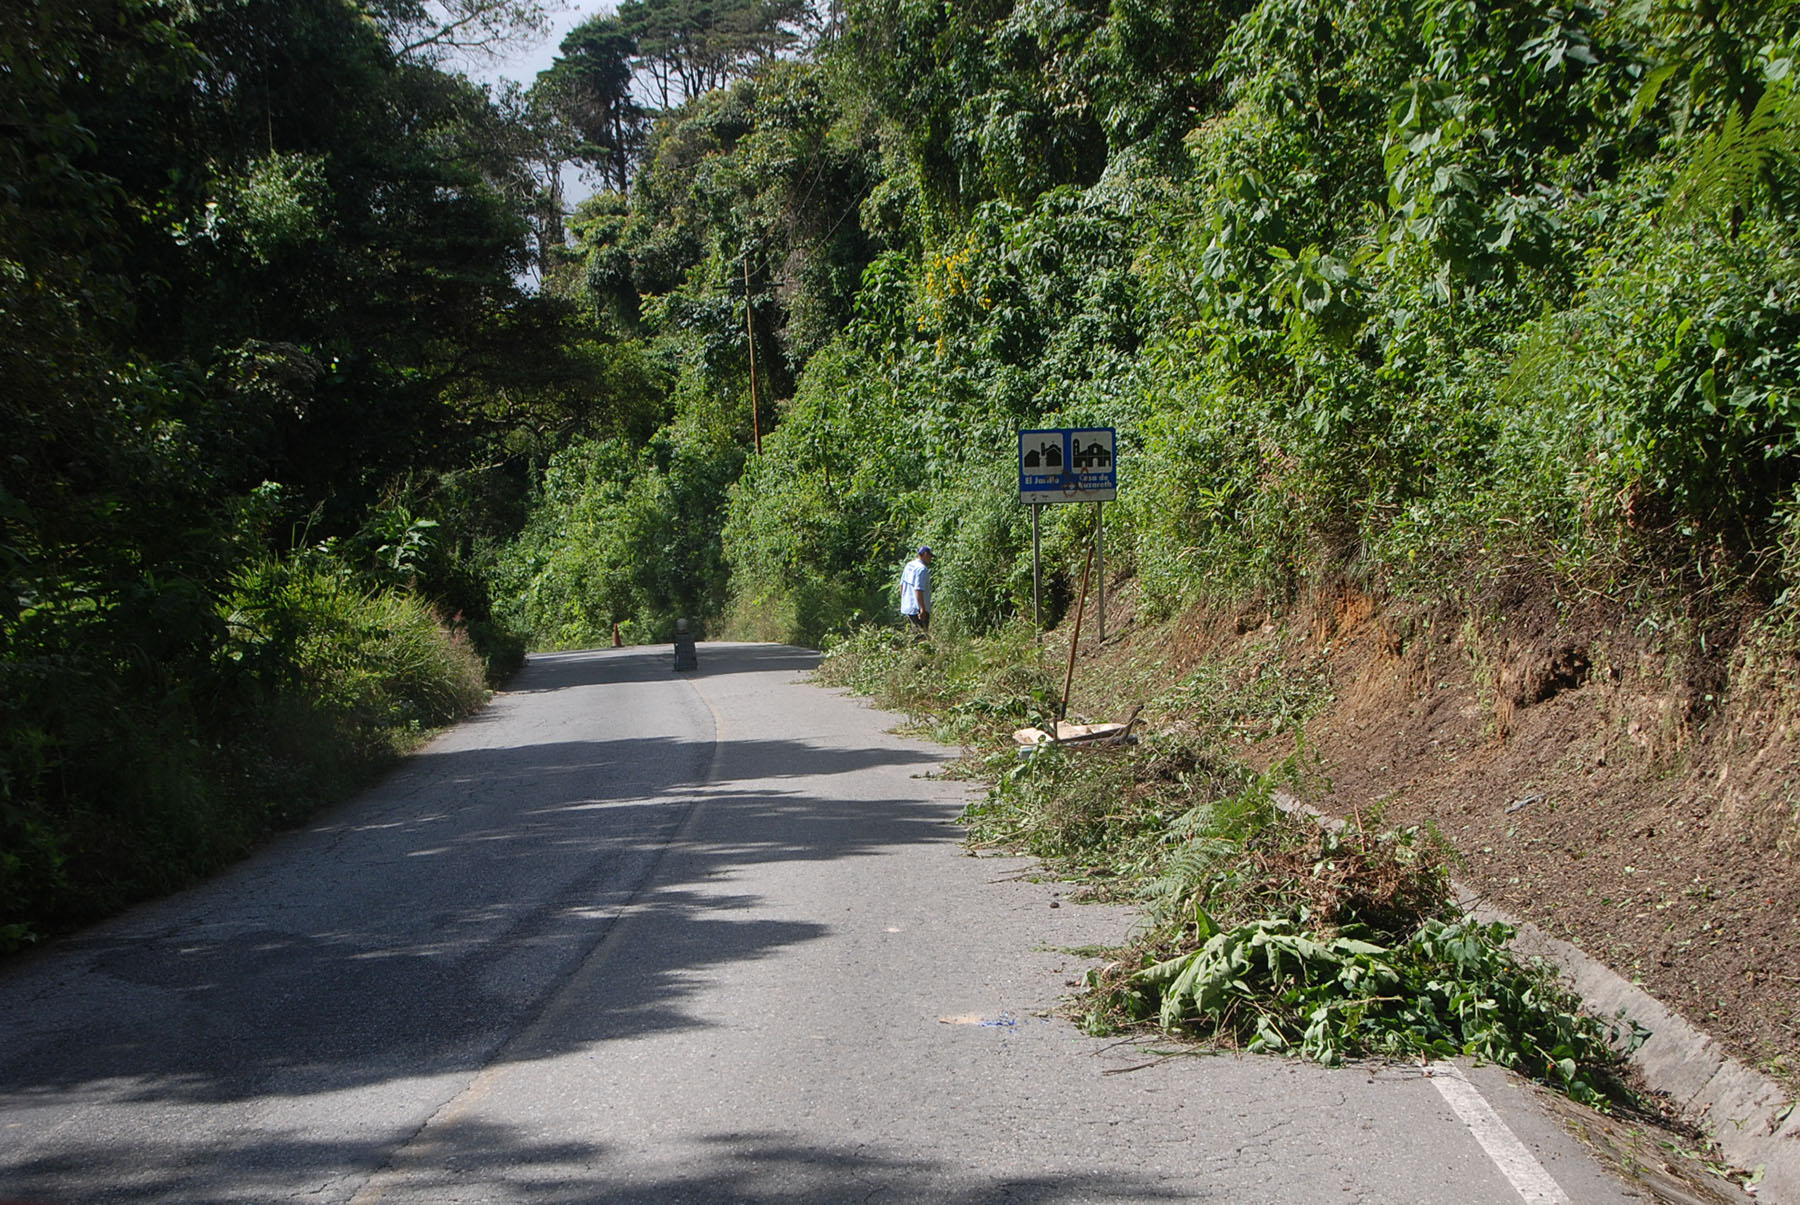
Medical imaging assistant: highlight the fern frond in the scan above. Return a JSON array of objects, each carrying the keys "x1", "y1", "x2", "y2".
[
  {"x1": 1503, "y1": 323, "x2": 1568, "y2": 403},
  {"x1": 1668, "y1": 74, "x2": 1800, "y2": 221},
  {"x1": 1631, "y1": 60, "x2": 1686, "y2": 127},
  {"x1": 1145, "y1": 834, "x2": 1241, "y2": 920}
]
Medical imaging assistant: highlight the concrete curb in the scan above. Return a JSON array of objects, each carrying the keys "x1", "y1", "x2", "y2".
[
  {"x1": 1471, "y1": 898, "x2": 1800, "y2": 1202},
  {"x1": 1274, "y1": 792, "x2": 1799, "y2": 1200}
]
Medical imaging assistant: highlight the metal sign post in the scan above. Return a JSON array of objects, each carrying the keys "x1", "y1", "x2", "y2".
[
  {"x1": 1095, "y1": 500, "x2": 1104, "y2": 643},
  {"x1": 1032, "y1": 503, "x2": 1042, "y2": 646}
]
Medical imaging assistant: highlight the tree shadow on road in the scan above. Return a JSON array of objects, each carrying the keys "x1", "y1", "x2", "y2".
[
  {"x1": 0, "y1": 728, "x2": 968, "y2": 1091},
  {"x1": 570, "y1": 1130, "x2": 1200, "y2": 1202},
  {"x1": 0, "y1": 643, "x2": 1026, "y2": 1202},
  {"x1": 1, "y1": 1120, "x2": 1197, "y2": 1203}
]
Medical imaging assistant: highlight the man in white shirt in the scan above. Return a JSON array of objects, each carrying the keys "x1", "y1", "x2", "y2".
[{"x1": 899, "y1": 546, "x2": 933, "y2": 636}]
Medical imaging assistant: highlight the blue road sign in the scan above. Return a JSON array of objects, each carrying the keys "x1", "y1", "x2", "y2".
[{"x1": 1018, "y1": 428, "x2": 1116, "y2": 503}]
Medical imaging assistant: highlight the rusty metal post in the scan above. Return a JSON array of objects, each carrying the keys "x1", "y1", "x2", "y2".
[{"x1": 1059, "y1": 536, "x2": 1094, "y2": 721}]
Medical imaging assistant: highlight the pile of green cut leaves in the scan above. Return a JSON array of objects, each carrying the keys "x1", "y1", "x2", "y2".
[
  {"x1": 981, "y1": 718, "x2": 1640, "y2": 1104},
  {"x1": 1099, "y1": 908, "x2": 1642, "y2": 1106},
  {"x1": 1091, "y1": 790, "x2": 1646, "y2": 1107}
]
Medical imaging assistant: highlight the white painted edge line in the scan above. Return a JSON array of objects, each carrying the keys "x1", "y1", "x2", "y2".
[{"x1": 1432, "y1": 1063, "x2": 1572, "y2": 1204}]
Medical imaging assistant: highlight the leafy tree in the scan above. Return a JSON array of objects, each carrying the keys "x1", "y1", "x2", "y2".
[
  {"x1": 536, "y1": 15, "x2": 651, "y2": 193},
  {"x1": 1627, "y1": 0, "x2": 1800, "y2": 225},
  {"x1": 622, "y1": 0, "x2": 814, "y2": 111},
  {"x1": 1, "y1": 0, "x2": 572, "y2": 938}
]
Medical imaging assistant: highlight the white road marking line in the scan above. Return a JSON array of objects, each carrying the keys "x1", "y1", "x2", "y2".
[{"x1": 1431, "y1": 1063, "x2": 1572, "y2": 1204}]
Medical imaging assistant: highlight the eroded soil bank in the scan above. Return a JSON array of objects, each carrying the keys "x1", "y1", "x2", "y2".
[{"x1": 1076, "y1": 577, "x2": 1800, "y2": 1089}]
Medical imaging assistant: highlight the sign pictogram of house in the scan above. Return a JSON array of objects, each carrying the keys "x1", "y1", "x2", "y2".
[{"x1": 1072, "y1": 440, "x2": 1112, "y2": 469}]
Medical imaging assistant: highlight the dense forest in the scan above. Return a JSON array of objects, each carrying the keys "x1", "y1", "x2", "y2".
[{"x1": 5, "y1": 0, "x2": 1799, "y2": 941}]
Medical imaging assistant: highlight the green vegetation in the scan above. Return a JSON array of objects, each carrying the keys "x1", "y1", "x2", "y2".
[
  {"x1": 1094, "y1": 794, "x2": 1641, "y2": 1105},
  {"x1": 5, "y1": 542, "x2": 490, "y2": 943},
  {"x1": 8, "y1": 0, "x2": 1800, "y2": 966},
  {"x1": 507, "y1": 0, "x2": 1800, "y2": 659},
  {"x1": 1122, "y1": 911, "x2": 1640, "y2": 1104}
]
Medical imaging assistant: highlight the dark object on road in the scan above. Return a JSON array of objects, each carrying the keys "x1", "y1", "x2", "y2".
[{"x1": 673, "y1": 619, "x2": 698, "y2": 672}]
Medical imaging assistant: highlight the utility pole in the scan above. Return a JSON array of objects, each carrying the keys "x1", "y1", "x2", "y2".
[{"x1": 745, "y1": 256, "x2": 762, "y2": 456}]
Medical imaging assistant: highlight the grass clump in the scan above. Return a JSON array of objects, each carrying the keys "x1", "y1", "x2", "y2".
[
  {"x1": 963, "y1": 733, "x2": 1259, "y2": 897},
  {"x1": 816, "y1": 622, "x2": 1061, "y2": 747}
]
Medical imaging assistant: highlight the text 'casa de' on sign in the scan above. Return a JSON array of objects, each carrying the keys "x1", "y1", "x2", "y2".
[{"x1": 1018, "y1": 427, "x2": 1117, "y2": 503}]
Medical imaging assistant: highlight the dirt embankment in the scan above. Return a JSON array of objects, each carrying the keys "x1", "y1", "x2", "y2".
[{"x1": 1087, "y1": 577, "x2": 1800, "y2": 1087}]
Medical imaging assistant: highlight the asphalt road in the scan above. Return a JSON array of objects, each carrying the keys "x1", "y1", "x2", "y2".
[{"x1": 0, "y1": 643, "x2": 1643, "y2": 1203}]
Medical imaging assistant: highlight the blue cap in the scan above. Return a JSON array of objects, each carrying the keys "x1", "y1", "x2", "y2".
[{"x1": 918, "y1": 546, "x2": 932, "y2": 555}]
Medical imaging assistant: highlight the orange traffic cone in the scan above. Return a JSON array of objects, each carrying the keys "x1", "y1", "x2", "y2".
[{"x1": 612, "y1": 622, "x2": 622, "y2": 647}]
